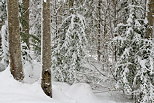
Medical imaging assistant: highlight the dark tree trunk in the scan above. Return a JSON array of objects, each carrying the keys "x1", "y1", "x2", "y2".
[
  {"x1": 147, "y1": 0, "x2": 154, "y2": 38},
  {"x1": 8, "y1": 0, "x2": 24, "y2": 81},
  {"x1": 97, "y1": 0, "x2": 102, "y2": 61},
  {"x1": 41, "y1": 0, "x2": 52, "y2": 98},
  {"x1": 23, "y1": 0, "x2": 30, "y2": 48}
]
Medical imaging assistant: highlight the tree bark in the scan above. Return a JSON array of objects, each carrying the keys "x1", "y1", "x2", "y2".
[
  {"x1": 0, "y1": 21, "x2": 2, "y2": 53},
  {"x1": 111, "y1": 0, "x2": 118, "y2": 61},
  {"x1": 69, "y1": 0, "x2": 74, "y2": 14},
  {"x1": 7, "y1": 0, "x2": 24, "y2": 80},
  {"x1": 147, "y1": 0, "x2": 154, "y2": 38},
  {"x1": 97, "y1": 0, "x2": 101, "y2": 61},
  {"x1": 41, "y1": 0, "x2": 52, "y2": 98},
  {"x1": 23, "y1": 0, "x2": 30, "y2": 48},
  {"x1": 69, "y1": 0, "x2": 74, "y2": 8}
]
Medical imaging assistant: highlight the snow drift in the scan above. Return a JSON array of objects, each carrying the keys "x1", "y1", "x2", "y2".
[{"x1": 0, "y1": 68, "x2": 101, "y2": 103}]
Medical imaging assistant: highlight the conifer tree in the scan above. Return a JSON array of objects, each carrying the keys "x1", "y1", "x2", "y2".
[
  {"x1": 114, "y1": 1, "x2": 154, "y2": 102},
  {"x1": 0, "y1": 0, "x2": 8, "y2": 67},
  {"x1": 0, "y1": 21, "x2": 9, "y2": 68},
  {"x1": 52, "y1": 13, "x2": 87, "y2": 84},
  {"x1": 29, "y1": 0, "x2": 42, "y2": 60}
]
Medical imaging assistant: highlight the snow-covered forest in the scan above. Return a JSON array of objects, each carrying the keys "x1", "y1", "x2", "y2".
[{"x1": 0, "y1": 0, "x2": 154, "y2": 103}]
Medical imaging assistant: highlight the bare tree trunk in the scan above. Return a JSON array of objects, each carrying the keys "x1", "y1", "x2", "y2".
[
  {"x1": 0, "y1": 21, "x2": 2, "y2": 52},
  {"x1": 41, "y1": 0, "x2": 52, "y2": 98},
  {"x1": 0, "y1": 21, "x2": 2, "y2": 30},
  {"x1": 23, "y1": 0, "x2": 30, "y2": 48},
  {"x1": 69, "y1": 0, "x2": 74, "y2": 9},
  {"x1": 97, "y1": 0, "x2": 101, "y2": 61},
  {"x1": 112, "y1": 0, "x2": 118, "y2": 62},
  {"x1": 153, "y1": 18, "x2": 154, "y2": 38},
  {"x1": 150, "y1": 0, "x2": 154, "y2": 38},
  {"x1": 7, "y1": 0, "x2": 24, "y2": 80},
  {"x1": 147, "y1": 0, "x2": 154, "y2": 38},
  {"x1": 0, "y1": 21, "x2": 2, "y2": 51},
  {"x1": 69, "y1": 0, "x2": 74, "y2": 14}
]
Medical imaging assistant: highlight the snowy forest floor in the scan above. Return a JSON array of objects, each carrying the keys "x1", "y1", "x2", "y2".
[{"x1": 0, "y1": 68, "x2": 133, "y2": 103}]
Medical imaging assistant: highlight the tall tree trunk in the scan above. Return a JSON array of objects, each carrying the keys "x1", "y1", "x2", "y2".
[
  {"x1": 69, "y1": 0, "x2": 74, "y2": 8},
  {"x1": 7, "y1": 0, "x2": 24, "y2": 80},
  {"x1": 23, "y1": 0, "x2": 30, "y2": 48},
  {"x1": 147, "y1": 0, "x2": 154, "y2": 38},
  {"x1": 153, "y1": 18, "x2": 154, "y2": 38},
  {"x1": 112, "y1": 0, "x2": 117, "y2": 62},
  {"x1": 0, "y1": 21, "x2": 2, "y2": 54},
  {"x1": 69, "y1": 0, "x2": 74, "y2": 14},
  {"x1": 41, "y1": 0, "x2": 52, "y2": 97},
  {"x1": 0, "y1": 21, "x2": 2, "y2": 31},
  {"x1": 150, "y1": 0, "x2": 154, "y2": 37},
  {"x1": 97, "y1": 0, "x2": 101, "y2": 61}
]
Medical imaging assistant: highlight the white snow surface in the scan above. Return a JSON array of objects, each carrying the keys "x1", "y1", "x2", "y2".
[
  {"x1": 0, "y1": 68, "x2": 119, "y2": 103},
  {"x1": 0, "y1": 64, "x2": 132, "y2": 103}
]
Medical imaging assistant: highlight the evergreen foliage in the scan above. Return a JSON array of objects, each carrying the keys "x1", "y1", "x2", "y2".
[
  {"x1": 114, "y1": 2, "x2": 154, "y2": 102},
  {"x1": 29, "y1": 0, "x2": 42, "y2": 60},
  {"x1": 0, "y1": 0, "x2": 8, "y2": 67},
  {"x1": 52, "y1": 13, "x2": 87, "y2": 84},
  {"x1": 0, "y1": 21, "x2": 9, "y2": 68}
]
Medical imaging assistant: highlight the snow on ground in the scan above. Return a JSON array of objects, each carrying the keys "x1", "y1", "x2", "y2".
[
  {"x1": 0, "y1": 69, "x2": 54, "y2": 103},
  {"x1": 0, "y1": 63, "x2": 132, "y2": 103},
  {"x1": 95, "y1": 91, "x2": 133, "y2": 103},
  {"x1": 0, "y1": 68, "x2": 118, "y2": 103},
  {"x1": 23, "y1": 60, "x2": 42, "y2": 83}
]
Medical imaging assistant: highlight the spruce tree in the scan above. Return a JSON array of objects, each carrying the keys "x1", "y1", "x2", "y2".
[
  {"x1": 52, "y1": 13, "x2": 87, "y2": 84},
  {"x1": 0, "y1": 21, "x2": 9, "y2": 68},
  {"x1": 114, "y1": 2, "x2": 154, "y2": 102},
  {"x1": 0, "y1": 0, "x2": 8, "y2": 67}
]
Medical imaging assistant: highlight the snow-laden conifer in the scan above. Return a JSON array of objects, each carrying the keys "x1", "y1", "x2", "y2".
[
  {"x1": 52, "y1": 13, "x2": 87, "y2": 84},
  {"x1": 0, "y1": 21, "x2": 9, "y2": 68},
  {"x1": 113, "y1": 2, "x2": 154, "y2": 102},
  {"x1": 0, "y1": 0, "x2": 8, "y2": 73}
]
